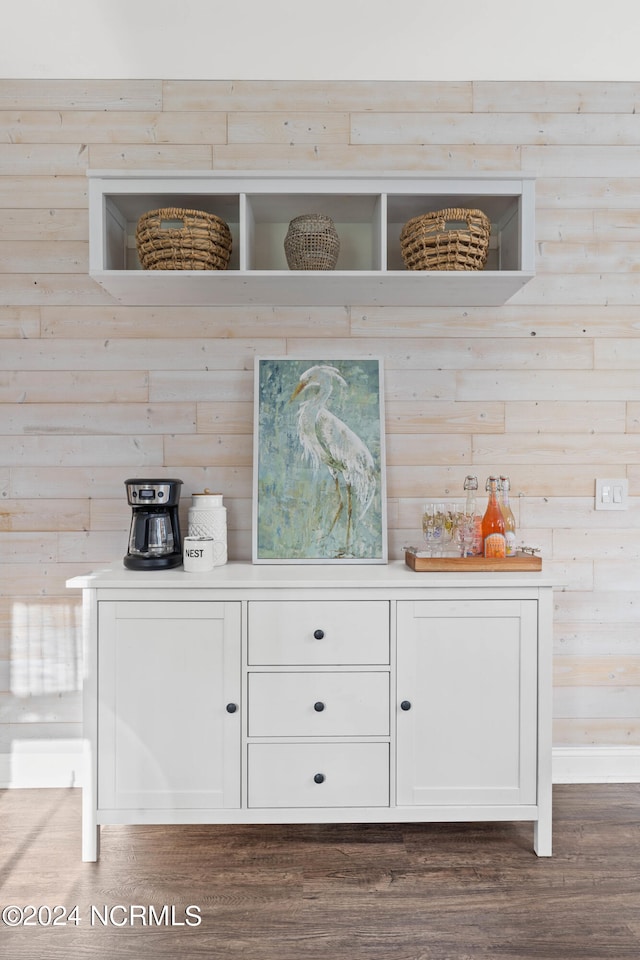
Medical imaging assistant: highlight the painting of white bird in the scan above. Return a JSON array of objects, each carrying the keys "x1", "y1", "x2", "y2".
[
  {"x1": 290, "y1": 364, "x2": 376, "y2": 552},
  {"x1": 253, "y1": 358, "x2": 387, "y2": 563}
]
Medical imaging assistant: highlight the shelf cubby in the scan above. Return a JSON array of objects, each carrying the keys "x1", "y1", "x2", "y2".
[{"x1": 88, "y1": 171, "x2": 535, "y2": 306}]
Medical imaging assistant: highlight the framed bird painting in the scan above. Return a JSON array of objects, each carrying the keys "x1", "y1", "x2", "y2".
[{"x1": 253, "y1": 357, "x2": 388, "y2": 563}]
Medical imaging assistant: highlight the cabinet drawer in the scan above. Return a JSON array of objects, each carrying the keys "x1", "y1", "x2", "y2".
[
  {"x1": 248, "y1": 743, "x2": 389, "y2": 808},
  {"x1": 248, "y1": 672, "x2": 389, "y2": 737},
  {"x1": 248, "y1": 601, "x2": 389, "y2": 665}
]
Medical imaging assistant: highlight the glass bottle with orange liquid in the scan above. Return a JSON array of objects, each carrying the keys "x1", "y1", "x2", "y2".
[{"x1": 482, "y1": 476, "x2": 506, "y2": 558}]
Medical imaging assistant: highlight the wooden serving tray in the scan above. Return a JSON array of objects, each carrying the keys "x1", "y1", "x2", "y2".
[{"x1": 405, "y1": 549, "x2": 542, "y2": 572}]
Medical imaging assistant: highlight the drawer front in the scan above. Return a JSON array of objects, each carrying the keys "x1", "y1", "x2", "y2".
[
  {"x1": 248, "y1": 601, "x2": 389, "y2": 665},
  {"x1": 248, "y1": 742, "x2": 389, "y2": 808},
  {"x1": 248, "y1": 672, "x2": 389, "y2": 737}
]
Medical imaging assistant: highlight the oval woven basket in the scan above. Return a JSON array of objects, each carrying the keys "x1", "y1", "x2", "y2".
[
  {"x1": 400, "y1": 207, "x2": 490, "y2": 271},
  {"x1": 136, "y1": 207, "x2": 232, "y2": 271},
  {"x1": 284, "y1": 214, "x2": 340, "y2": 271}
]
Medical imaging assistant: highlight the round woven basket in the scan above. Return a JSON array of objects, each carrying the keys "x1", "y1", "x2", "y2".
[
  {"x1": 284, "y1": 214, "x2": 340, "y2": 270},
  {"x1": 400, "y1": 207, "x2": 490, "y2": 271},
  {"x1": 136, "y1": 207, "x2": 232, "y2": 271}
]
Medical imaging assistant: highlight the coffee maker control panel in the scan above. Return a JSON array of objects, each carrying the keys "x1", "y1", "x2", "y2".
[{"x1": 125, "y1": 480, "x2": 181, "y2": 506}]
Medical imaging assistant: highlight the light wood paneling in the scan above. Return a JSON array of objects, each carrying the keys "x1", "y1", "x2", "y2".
[
  {"x1": 536, "y1": 177, "x2": 640, "y2": 209},
  {"x1": 210, "y1": 142, "x2": 522, "y2": 171},
  {"x1": 0, "y1": 273, "x2": 111, "y2": 305},
  {"x1": 597, "y1": 341, "x2": 640, "y2": 369},
  {"x1": 522, "y1": 498, "x2": 640, "y2": 529},
  {"x1": 0, "y1": 500, "x2": 90, "y2": 533},
  {"x1": 458, "y1": 370, "x2": 640, "y2": 402},
  {"x1": 0, "y1": 209, "x2": 87, "y2": 241},
  {"x1": 149, "y1": 371, "x2": 253, "y2": 403},
  {"x1": 0, "y1": 307, "x2": 39, "y2": 337},
  {"x1": 88, "y1": 144, "x2": 213, "y2": 169},
  {"x1": 352, "y1": 112, "x2": 640, "y2": 146},
  {"x1": 555, "y1": 623, "x2": 640, "y2": 656},
  {"x1": 196, "y1": 402, "x2": 254, "y2": 434},
  {"x1": 473, "y1": 81, "x2": 640, "y2": 113},
  {"x1": 0, "y1": 435, "x2": 164, "y2": 467},
  {"x1": 538, "y1": 242, "x2": 640, "y2": 274},
  {"x1": 9, "y1": 466, "x2": 163, "y2": 499},
  {"x1": 522, "y1": 145, "x2": 640, "y2": 178},
  {"x1": 385, "y1": 434, "x2": 472, "y2": 466},
  {"x1": 39, "y1": 305, "x2": 346, "y2": 339},
  {"x1": 0, "y1": 79, "x2": 163, "y2": 110},
  {"x1": 0, "y1": 111, "x2": 227, "y2": 144},
  {"x1": 505, "y1": 402, "x2": 626, "y2": 434},
  {"x1": 2, "y1": 77, "x2": 640, "y2": 765},
  {"x1": 0, "y1": 144, "x2": 90, "y2": 175},
  {"x1": 0, "y1": 175, "x2": 87, "y2": 208},
  {"x1": 0, "y1": 240, "x2": 87, "y2": 273},
  {"x1": 0, "y1": 371, "x2": 148, "y2": 402},
  {"x1": 288, "y1": 336, "x2": 593, "y2": 370},
  {"x1": 228, "y1": 112, "x2": 349, "y2": 144},
  {"x1": 351, "y1": 304, "x2": 640, "y2": 338},
  {"x1": 554, "y1": 719, "x2": 640, "y2": 744},
  {"x1": 386, "y1": 400, "x2": 504, "y2": 434},
  {"x1": 162, "y1": 79, "x2": 474, "y2": 112},
  {"x1": 1, "y1": 403, "x2": 196, "y2": 435},
  {"x1": 163, "y1": 434, "x2": 253, "y2": 467},
  {"x1": 555, "y1": 657, "x2": 640, "y2": 686},
  {"x1": 473, "y1": 434, "x2": 640, "y2": 464}
]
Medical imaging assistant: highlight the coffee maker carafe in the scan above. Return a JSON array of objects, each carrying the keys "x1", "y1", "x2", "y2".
[{"x1": 124, "y1": 479, "x2": 183, "y2": 569}]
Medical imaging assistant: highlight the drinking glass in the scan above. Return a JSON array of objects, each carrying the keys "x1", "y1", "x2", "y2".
[
  {"x1": 455, "y1": 512, "x2": 478, "y2": 557},
  {"x1": 422, "y1": 502, "x2": 442, "y2": 556}
]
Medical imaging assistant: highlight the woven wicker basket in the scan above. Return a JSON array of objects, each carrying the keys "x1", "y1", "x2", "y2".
[
  {"x1": 400, "y1": 207, "x2": 490, "y2": 271},
  {"x1": 136, "y1": 207, "x2": 232, "y2": 271},
  {"x1": 284, "y1": 214, "x2": 340, "y2": 270}
]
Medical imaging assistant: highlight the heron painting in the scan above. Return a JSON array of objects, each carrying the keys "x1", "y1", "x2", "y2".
[{"x1": 253, "y1": 358, "x2": 387, "y2": 563}]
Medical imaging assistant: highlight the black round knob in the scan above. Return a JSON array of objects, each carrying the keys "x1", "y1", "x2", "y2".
[
  {"x1": 400, "y1": 700, "x2": 412, "y2": 711},
  {"x1": 313, "y1": 629, "x2": 325, "y2": 640},
  {"x1": 313, "y1": 773, "x2": 325, "y2": 784},
  {"x1": 313, "y1": 701, "x2": 325, "y2": 712},
  {"x1": 226, "y1": 703, "x2": 238, "y2": 714}
]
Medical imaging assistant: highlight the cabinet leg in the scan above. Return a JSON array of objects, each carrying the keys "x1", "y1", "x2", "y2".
[
  {"x1": 534, "y1": 814, "x2": 552, "y2": 857},
  {"x1": 82, "y1": 824, "x2": 99, "y2": 863},
  {"x1": 82, "y1": 791, "x2": 99, "y2": 862}
]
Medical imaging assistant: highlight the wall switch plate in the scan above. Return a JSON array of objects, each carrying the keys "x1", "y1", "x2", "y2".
[{"x1": 595, "y1": 478, "x2": 628, "y2": 510}]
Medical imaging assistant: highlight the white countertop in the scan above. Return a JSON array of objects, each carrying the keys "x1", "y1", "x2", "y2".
[{"x1": 67, "y1": 559, "x2": 556, "y2": 591}]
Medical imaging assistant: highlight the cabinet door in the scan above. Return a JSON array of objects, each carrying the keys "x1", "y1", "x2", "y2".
[
  {"x1": 396, "y1": 599, "x2": 537, "y2": 806},
  {"x1": 98, "y1": 601, "x2": 241, "y2": 810}
]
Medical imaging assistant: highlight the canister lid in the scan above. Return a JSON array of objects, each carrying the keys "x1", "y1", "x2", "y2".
[{"x1": 191, "y1": 488, "x2": 224, "y2": 506}]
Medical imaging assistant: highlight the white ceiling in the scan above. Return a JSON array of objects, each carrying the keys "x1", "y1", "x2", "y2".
[{"x1": 2, "y1": 0, "x2": 640, "y2": 81}]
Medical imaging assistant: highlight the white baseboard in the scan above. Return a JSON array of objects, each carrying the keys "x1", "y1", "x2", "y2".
[
  {"x1": 553, "y1": 746, "x2": 640, "y2": 784},
  {"x1": 0, "y1": 740, "x2": 84, "y2": 789},
  {"x1": 2, "y1": 744, "x2": 640, "y2": 789}
]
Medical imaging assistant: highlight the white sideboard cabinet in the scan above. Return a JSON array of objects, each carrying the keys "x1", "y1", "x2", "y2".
[
  {"x1": 88, "y1": 170, "x2": 535, "y2": 306},
  {"x1": 67, "y1": 562, "x2": 554, "y2": 862}
]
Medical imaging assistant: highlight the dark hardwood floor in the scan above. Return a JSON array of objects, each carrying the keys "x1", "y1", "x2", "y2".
[{"x1": 1, "y1": 784, "x2": 639, "y2": 959}]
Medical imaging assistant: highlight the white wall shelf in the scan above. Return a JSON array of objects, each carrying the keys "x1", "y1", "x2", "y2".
[{"x1": 88, "y1": 171, "x2": 535, "y2": 307}]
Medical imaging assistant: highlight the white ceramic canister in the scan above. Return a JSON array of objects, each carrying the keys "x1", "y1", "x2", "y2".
[{"x1": 187, "y1": 490, "x2": 227, "y2": 566}]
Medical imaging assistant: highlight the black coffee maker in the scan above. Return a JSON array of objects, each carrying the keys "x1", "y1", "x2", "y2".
[{"x1": 124, "y1": 479, "x2": 183, "y2": 569}]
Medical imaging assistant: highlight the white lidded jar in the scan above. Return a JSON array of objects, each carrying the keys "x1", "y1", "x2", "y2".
[{"x1": 187, "y1": 490, "x2": 227, "y2": 566}]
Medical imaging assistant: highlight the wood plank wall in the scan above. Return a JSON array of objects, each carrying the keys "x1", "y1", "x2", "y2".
[{"x1": 1, "y1": 79, "x2": 640, "y2": 779}]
